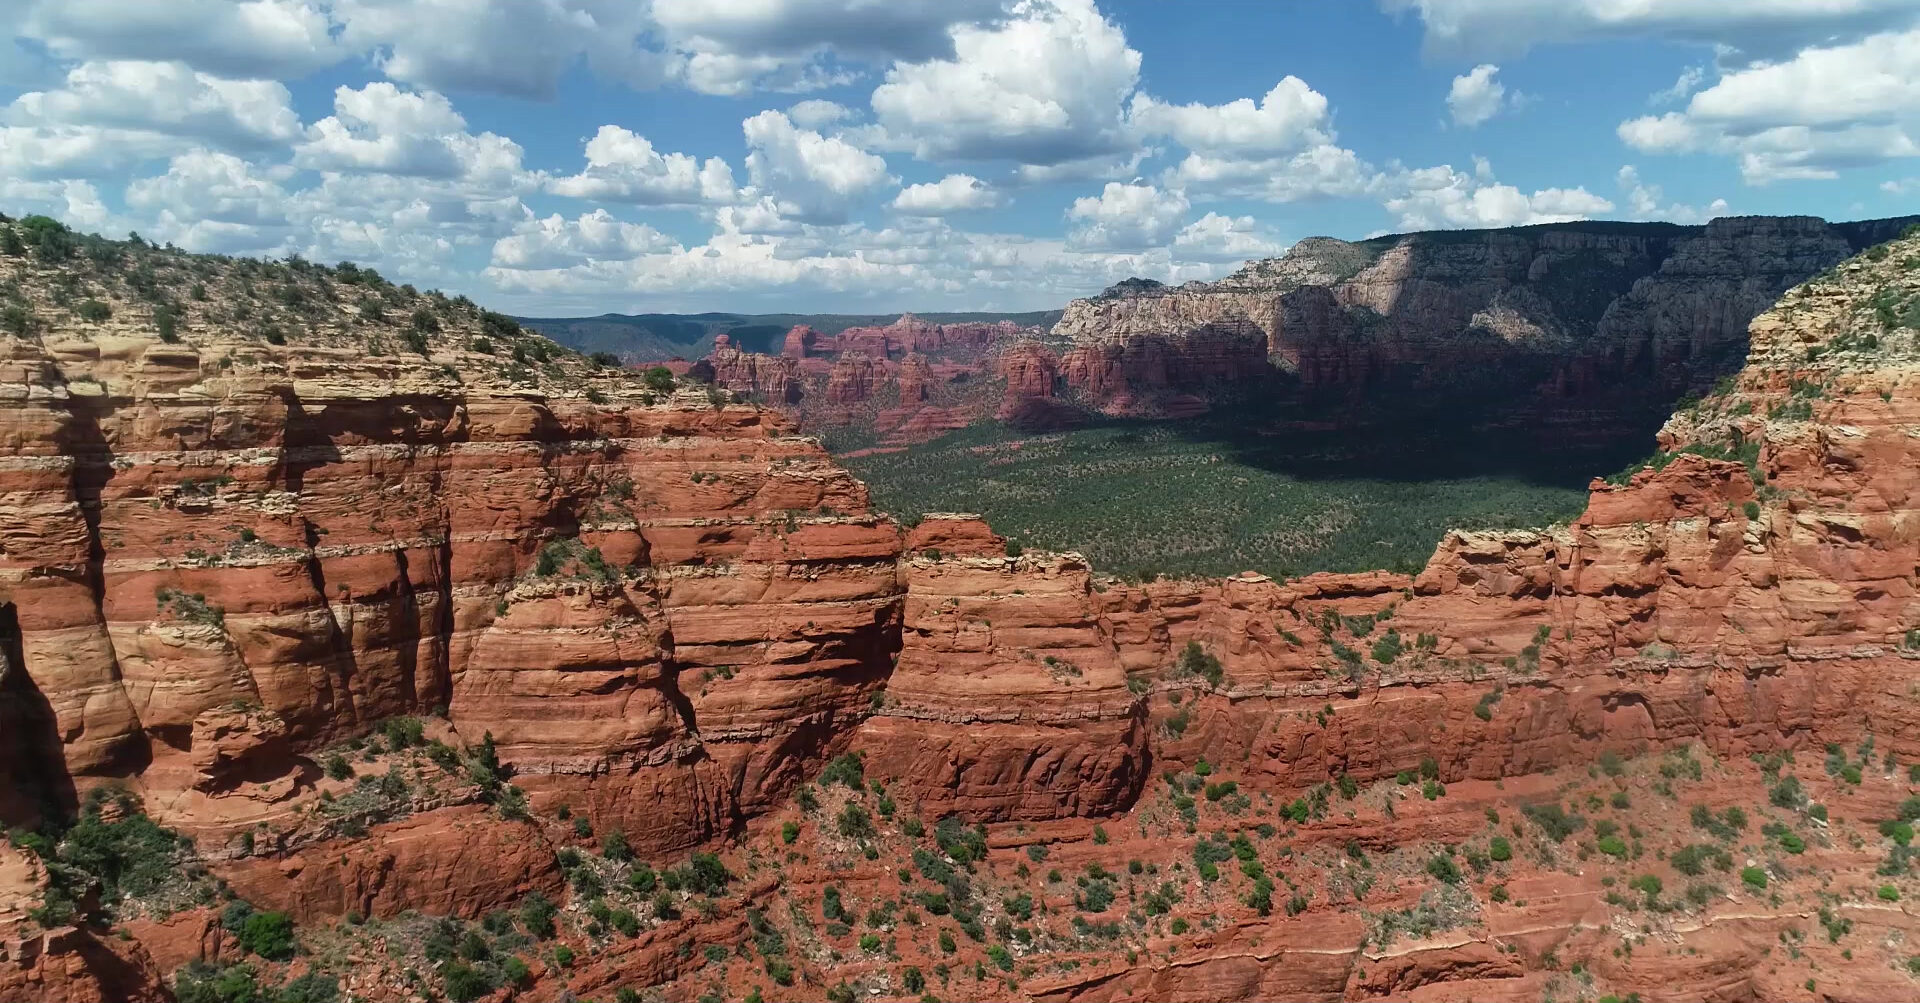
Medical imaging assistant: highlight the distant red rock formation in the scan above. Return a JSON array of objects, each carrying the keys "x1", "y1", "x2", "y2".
[{"x1": 710, "y1": 334, "x2": 803, "y2": 404}]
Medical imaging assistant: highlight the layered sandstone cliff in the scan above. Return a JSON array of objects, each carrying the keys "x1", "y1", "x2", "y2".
[
  {"x1": 0, "y1": 234, "x2": 901, "y2": 860},
  {"x1": 676, "y1": 216, "x2": 1917, "y2": 444},
  {"x1": 695, "y1": 314, "x2": 1046, "y2": 445},
  {"x1": 1048, "y1": 215, "x2": 1917, "y2": 422},
  {"x1": 8, "y1": 219, "x2": 1920, "y2": 1003}
]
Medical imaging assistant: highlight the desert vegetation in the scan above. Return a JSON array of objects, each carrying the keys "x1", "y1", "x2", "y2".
[{"x1": 846, "y1": 419, "x2": 1596, "y2": 579}]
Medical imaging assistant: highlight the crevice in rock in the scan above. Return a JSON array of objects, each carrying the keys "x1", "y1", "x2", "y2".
[
  {"x1": 49, "y1": 389, "x2": 149, "y2": 779},
  {"x1": 0, "y1": 601, "x2": 78, "y2": 827}
]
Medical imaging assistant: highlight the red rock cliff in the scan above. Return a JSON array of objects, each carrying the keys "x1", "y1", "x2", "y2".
[{"x1": 11, "y1": 223, "x2": 1920, "y2": 1003}]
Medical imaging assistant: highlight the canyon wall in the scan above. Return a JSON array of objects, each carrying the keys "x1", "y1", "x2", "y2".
[
  {"x1": 1050, "y1": 215, "x2": 1918, "y2": 418},
  {"x1": 16, "y1": 227, "x2": 1918, "y2": 845},
  {"x1": 6, "y1": 221, "x2": 1920, "y2": 1002},
  {"x1": 0, "y1": 259, "x2": 903, "y2": 855},
  {"x1": 695, "y1": 314, "x2": 1040, "y2": 445},
  {"x1": 682, "y1": 215, "x2": 1919, "y2": 446}
]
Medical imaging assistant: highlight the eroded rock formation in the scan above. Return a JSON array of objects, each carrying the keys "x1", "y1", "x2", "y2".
[
  {"x1": 8, "y1": 221, "x2": 1920, "y2": 1002},
  {"x1": 1046, "y1": 215, "x2": 1918, "y2": 422},
  {"x1": 684, "y1": 216, "x2": 1919, "y2": 447}
]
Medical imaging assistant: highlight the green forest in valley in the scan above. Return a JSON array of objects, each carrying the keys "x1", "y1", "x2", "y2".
[{"x1": 842, "y1": 419, "x2": 1601, "y2": 580}]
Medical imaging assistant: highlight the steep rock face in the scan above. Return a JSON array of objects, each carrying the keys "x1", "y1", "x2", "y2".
[
  {"x1": 823, "y1": 353, "x2": 879, "y2": 406},
  {"x1": 1047, "y1": 215, "x2": 1917, "y2": 422},
  {"x1": 14, "y1": 223, "x2": 1920, "y2": 1003},
  {"x1": 697, "y1": 316, "x2": 1050, "y2": 444},
  {"x1": 780, "y1": 324, "x2": 822, "y2": 359},
  {"x1": 995, "y1": 342, "x2": 1058, "y2": 403},
  {"x1": 828, "y1": 315, "x2": 1015, "y2": 360},
  {"x1": 220, "y1": 805, "x2": 565, "y2": 923},
  {"x1": 23, "y1": 237, "x2": 1919, "y2": 844},
  {"x1": 1088, "y1": 231, "x2": 1920, "y2": 784},
  {"x1": 895, "y1": 354, "x2": 932, "y2": 403},
  {"x1": 0, "y1": 249, "x2": 899, "y2": 856},
  {"x1": 708, "y1": 334, "x2": 802, "y2": 404},
  {"x1": 700, "y1": 216, "x2": 1916, "y2": 443},
  {"x1": 0, "y1": 926, "x2": 169, "y2": 1003},
  {"x1": 857, "y1": 533, "x2": 1149, "y2": 821},
  {"x1": 1057, "y1": 320, "x2": 1266, "y2": 416}
]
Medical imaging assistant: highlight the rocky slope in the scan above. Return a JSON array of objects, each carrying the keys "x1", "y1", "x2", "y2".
[{"x1": 5, "y1": 217, "x2": 1920, "y2": 1002}]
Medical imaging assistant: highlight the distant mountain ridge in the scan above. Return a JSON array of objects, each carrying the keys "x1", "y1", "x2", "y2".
[{"x1": 522, "y1": 309, "x2": 1064, "y2": 361}]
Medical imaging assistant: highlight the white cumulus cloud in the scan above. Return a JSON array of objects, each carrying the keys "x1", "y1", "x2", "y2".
[
  {"x1": 1171, "y1": 212, "x2": 1286, "y2": 263},
  {"x1": 1065, "y1": 181, "x2": 1189, "y2": 251},
  {"x1": 869, "y1": 0, "x2": 1140, "y2": 166},
  {"x1": 7, "y1": 59, "x2": 299, "y2": 150},
  {"x1": 1384, "y1": 0, "x2": 1920, "y2": 61},
  {"x1": 742, "y1": 109, "x2": 892, "y2": 223},
  {"x1": 1615, "y1": 165, "x2": 1728, "y2": 223},
  {"x1": 1446, "y1": 63, "x2": 1508, "y2": 127},
  {"x1": 1162, "y1": 144, "x2": 1376, "y2": 204},
  {"x1": 786, "y1": 99, "x2": 853, "y2": 130},
  {"x1": 1132, "y1": 76, "x2": 1333, "y2": 155},
  {"x1": 295, "y1": 82, "x2": 527, "y2": 185},
  {"x1": 890, "y1": 174, "x2": 1004, "y2": 215},
  {"x1": 1383, "y1": 162, "x2": 1613, "y2": 230},
  {"x1": 124, "y1": 149, "x2": 295, "y2": 253},
  {"x1": 547, "y1": 125, "x2": 739, "y2": 206},
  {"x1": 490, "y1": 209, "x2": 679, "y2": 269},
  {"x1": 1617, "y1": 27, "x2": 1920, "y2": 182},
  {"x1": 19, "y1": 0, "x2": 342, "y2": 80},
  {"x1": 333, "y1": 0, "x2": 666, "y2": 99}
]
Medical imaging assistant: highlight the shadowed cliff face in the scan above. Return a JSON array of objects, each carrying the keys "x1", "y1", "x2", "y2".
[
  {"x1": 677, "y1": 215, "x2": 1920, "y2": 458},
  {"x1": 9, "y1": 224, "x2": 1920, "y2": 1003},
  {"x1": 1048, "y1": 215, "x2": 1920, "y2": 430}
]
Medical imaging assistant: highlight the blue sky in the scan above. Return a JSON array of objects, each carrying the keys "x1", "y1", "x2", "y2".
[{"x1": 2, "y1": 1, "x2": 1916, "y2": 315}]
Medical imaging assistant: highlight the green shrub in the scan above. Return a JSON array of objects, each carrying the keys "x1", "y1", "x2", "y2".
[
  {"x1": 837, "y1": 803, "x2": 874, "y2": 840},
  {"x1": 1670, "y1": 844, "x2": 1730, "y2": 876},
  {"x1": 236, "y1": 910, "x2": 296, "y2": 960},
  {"x1": 174, "y1": 962, "x2": 260, "y2": 1003},
  {"x1": 1, "y1": 303, "x2": 32, "y2": 336},
  {"x1": 1489, "y1": 836, "x2": 1512, "y2": 862},
  {"x1": 273, "y1": 971, "x2": 340, "y2": 1003},
  {"x1": 1522, "y1": 802, "x2": 1586, "y2": 842},
  {"x1": 1740, "y1": 866, "x2": 1768, "y2": 889},
  {"x1": 31, "y1": 792, "x2": 191, "y2": 923},
  {"x1": 820, "y1": 752, "x2": 865, "y2": 789},
  {"x1": 518, "y1": 891, "x2": 557, "y2": 939},
  {"x1": 154, "y1": 305, "x2": 179, "y2": 342},
  {"x1": 441, "y1": 961, "x2": 496, "y2": 1003},
  {"x1": 1174, "y1": 641, "x2": 1225, "y2": 688}
]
